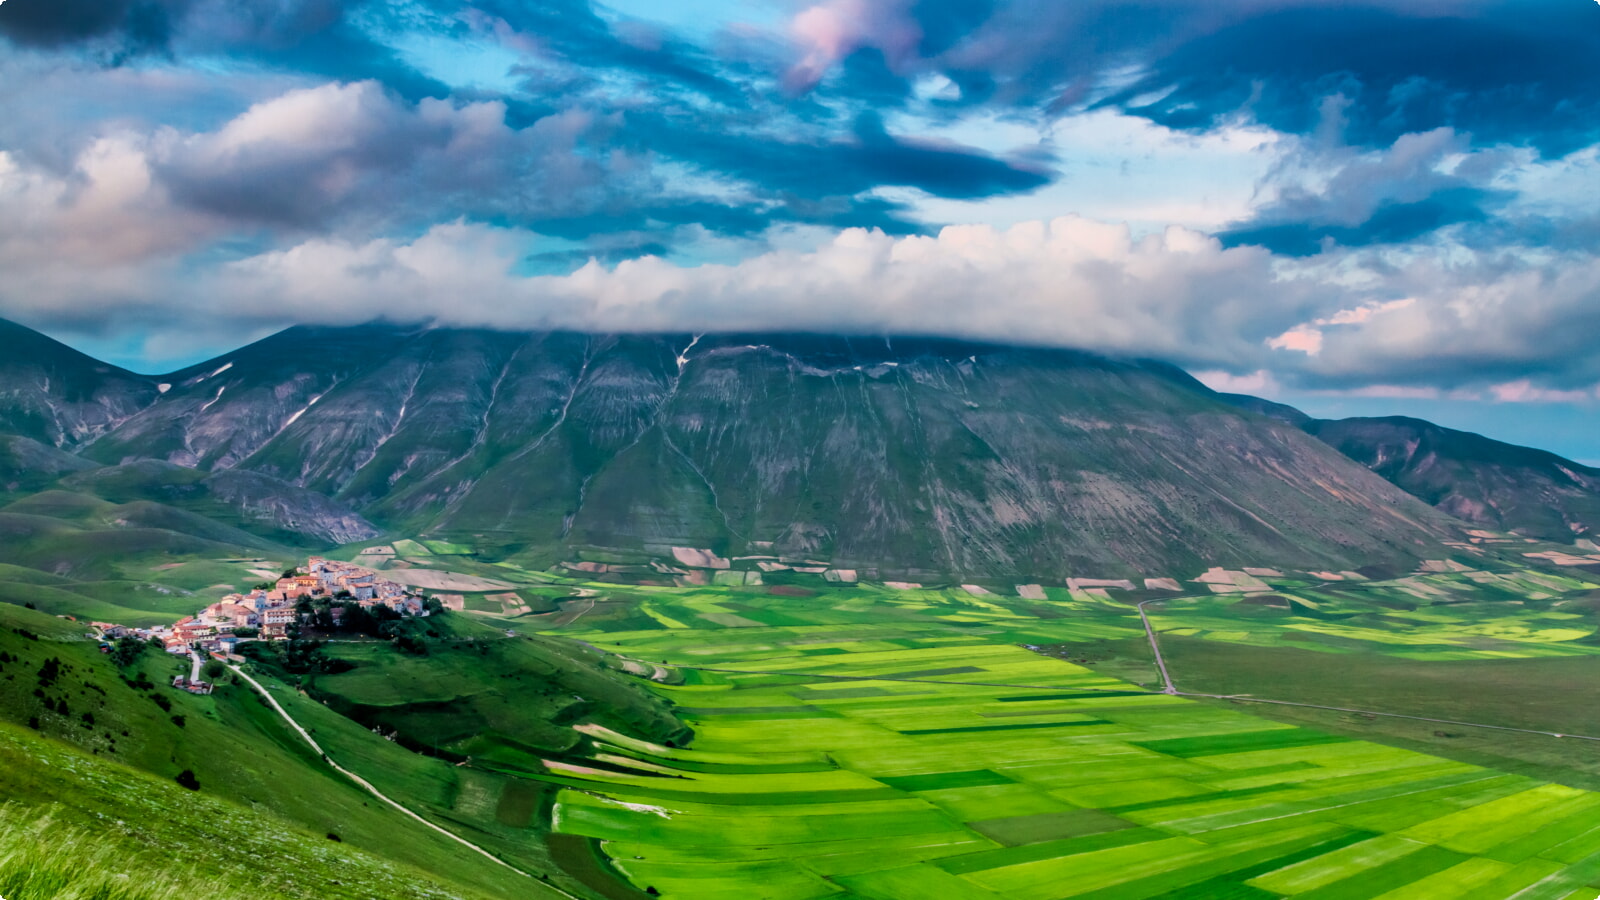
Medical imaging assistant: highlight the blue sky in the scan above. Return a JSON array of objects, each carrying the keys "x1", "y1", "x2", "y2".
[{"x1": 0, "y1": 0, "x2": 1597, "y2": 461}]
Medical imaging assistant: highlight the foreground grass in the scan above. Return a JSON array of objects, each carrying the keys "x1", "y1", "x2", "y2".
[
  {"x1": 0, "y1": 722, "x2": 480, "y2": 900},
  {"x1": 0, "y1": 810, "x2": 256, "y2": 900}
]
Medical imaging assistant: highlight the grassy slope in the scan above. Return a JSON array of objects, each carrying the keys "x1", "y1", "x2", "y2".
[
  {"x1": 310, "y1": 613, "x2": 691, "y2": 765},
  {"x1": 0, "y1": 728, "x2": 483, "y2": 900},
  {"x1": 0, "y1": 601, "x2": 564, "y2": 899},
  {"x1": 0, "y1": 484, "x2": 300, "y2": 625}
]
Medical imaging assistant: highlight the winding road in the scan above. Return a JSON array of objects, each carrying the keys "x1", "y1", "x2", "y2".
[{"x1": 224, "y1": 663, "x2": 583, "y2": 896}]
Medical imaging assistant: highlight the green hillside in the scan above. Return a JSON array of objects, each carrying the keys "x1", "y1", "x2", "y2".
[{"x1": 0, "y1": 596, "x2": 690, "y2": 898}]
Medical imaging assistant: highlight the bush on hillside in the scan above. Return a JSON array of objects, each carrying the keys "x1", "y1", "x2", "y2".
[{"x1": 110, "y1": 636, "x2": 147, "y2": 668}]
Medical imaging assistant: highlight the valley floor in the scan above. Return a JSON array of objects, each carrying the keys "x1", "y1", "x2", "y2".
[{"x1": 511, "y1": 568, "x2": 1600, "y2": 899}]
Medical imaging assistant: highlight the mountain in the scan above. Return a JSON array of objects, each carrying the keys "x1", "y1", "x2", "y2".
[
  {"x1": 0, "y1": 320, "x2": 1464, "y2": 578},
  {"x1": 1306, "y1": 416, "x2": 1600, "y2": 543},
  {"x1": 1211, "y1": 391, "x2": 1600, "y2": 544},
  {"x1": 1214, "y1": 392, "x2": 1314, "y2": 428},
  {"x1": 0, "y1": 318, "x2": 159, "y2": 446}
]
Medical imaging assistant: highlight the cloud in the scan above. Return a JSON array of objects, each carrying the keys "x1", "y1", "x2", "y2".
[
  {"x1": 1098, "y1": 4, "x2": 1600, "y2": 156},
  {"x1": 157, "y1": 80, "x2": 650, "y2": 231},
  {"x1": 0, "y1": 0, "x2": 186, "y2": 53},
  {"x1": 1219, "y1": 127, "x2": 1511, "y2": 254},
  {"x1": 0, "y1": 214, "x2": 1320, "y2": 372},
  {"x1": 207, "y1": 218, "x2": 1303, "y2": 369},
  {"x1": 1282, "y1": 249, "x2": 1600, "y2": 391},
  {"x1": 1267, "y1": 298, "x2": 1415, "y2": 356},
  {"x1": 1193, "y1": 368, "x2": 1281, "y2": 397},
  {"x1": 1487, "y1": 381, "x2": 1600, "y2": 405},
  {"x1": 785, "y1": 0, "x2": 922, "y2": 91},
  {"x1": 18, "y1": 73, "x2": 1052, "y2": 251}
]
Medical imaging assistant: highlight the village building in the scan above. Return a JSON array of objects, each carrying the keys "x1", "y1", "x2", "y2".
[{"x1": 99, "y1": 554, "x2": 428, "y2": 652}]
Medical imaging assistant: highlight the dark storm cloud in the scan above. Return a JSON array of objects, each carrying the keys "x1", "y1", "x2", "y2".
[
  {"x1": 1220, "y1": 189, "x2": 1496, "y2": 257},
  {"x1": 462, "y1": 0, "x2": 747, "y2": 106},
  {"x1": 0, "y1": 0, "x2": 185, "y2": 53},
  {"x1": 1082, "y1": 5, "x2": 1600, "y2": 156},
  {"x1": 783, "y1": 1, "x2": 1600, "y2": 157},
  {"x1": 630, "y1": 109, "x2": 1049, "y2": 203},
  {"x1": 1215, "y1": 128, "x2": 1514, "y2": 255}
]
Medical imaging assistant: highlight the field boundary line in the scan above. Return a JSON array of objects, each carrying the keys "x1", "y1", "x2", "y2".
[
  {"x1": 1137, "y1": 598, "x2": 1600, "y2": 743},
  {"x1": 660, "y1": 664, "x2": 1167, "y2": 694},
  {"x1": 227, "y1": 663, "x2": 583, "y2": 898},
  {"x1": 663, "y1": 654, "x2": 1600, "y2": 742},
  {"x1": 1177, "y1": 691, "x2": 1600, "y2": 742}
]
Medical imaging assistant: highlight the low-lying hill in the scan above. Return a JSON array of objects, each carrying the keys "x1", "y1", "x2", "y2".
[{"x1": 0, "y1": 597, "x2": 685, "y2": 897}]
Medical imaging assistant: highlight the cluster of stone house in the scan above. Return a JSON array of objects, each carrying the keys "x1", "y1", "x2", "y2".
[{"x1": 98, "y1": 557, "x2": 425, "y2": 655}]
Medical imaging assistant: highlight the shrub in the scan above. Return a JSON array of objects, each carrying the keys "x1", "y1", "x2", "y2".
[
  {"x1": 110, "y1": 636, "x2": 147, "y2": 668},
  {"x1": 174, "y1": 769, "x2": 200, "y2": 791}
]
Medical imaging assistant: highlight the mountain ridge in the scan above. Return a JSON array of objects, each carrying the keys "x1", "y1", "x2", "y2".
[
  {"x1": 0, "y1": 317, "x2": 1482, "y2": 576},
  {"x1": 4, "y1": 319, "x2": 1465, "y2": 575},
  {"x1": 1213, "y1": 394, "x2": 1600, "y2": 543}
]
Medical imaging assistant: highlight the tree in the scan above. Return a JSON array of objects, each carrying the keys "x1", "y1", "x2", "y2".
[
  {"x1": 232, "y1": 626, "x2": 258, "y2": 638},
  {"x1": 109, "y1": 636, "x2": 146, "y2": 668},
  {"x1": 174, "y1": 769, "x2": 200, "y2": 791},
  {"x1": 281, "y1": 567, "x2": 299, "y2": 579},
  {"x1": 202, "y1": 659, "x2": 226, "y2": 680},
  {"x1": 395, "y1": 634, "x2": 429, "y2": 656}
]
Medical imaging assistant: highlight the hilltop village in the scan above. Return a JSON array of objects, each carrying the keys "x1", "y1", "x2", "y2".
[{"x1": 95, "y1": 557, "x2": 428, "y2": 660}]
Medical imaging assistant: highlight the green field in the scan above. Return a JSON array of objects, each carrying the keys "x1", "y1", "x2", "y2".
[
  {"x1": 531, "y1": 632, "x2": 1600, "y2": 898},
  {"x1": 450, "y1": 561, "x2": 1600, "y2": 899},
  {"x1": 8, "y1": 534, "x2": 1600, "y2": 899}
]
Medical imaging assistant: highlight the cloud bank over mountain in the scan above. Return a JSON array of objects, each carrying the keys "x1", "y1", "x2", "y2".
[{"x1": 0, "y1": 0, "x2": 1597, "y2": 409}]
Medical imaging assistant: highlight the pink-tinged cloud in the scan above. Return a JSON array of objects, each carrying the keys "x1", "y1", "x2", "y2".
[
  {"x1": 1268, "y1": 324, "x2": 1323, "y2": 354},
  {"x1": 1267, "y1": 298, "x2": 1415, "y2": 356},
  {"x1": 1193, "y1": 369, "x2": 1281, "y2": 396},
  {"x1": 785, "y1": 0, "x2": 921, "y2": 91},
  {"x1": 1488, "y1": 380, "x2": 1599, "y2": 404}
]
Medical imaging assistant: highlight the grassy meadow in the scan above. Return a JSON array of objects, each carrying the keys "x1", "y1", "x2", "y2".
[
  {"x1": 6, "y1": 528, "x2": 1600, "y2": 899},
  {"x1": 488, "y1": 558, "x2": 1600, "y2": 899}
]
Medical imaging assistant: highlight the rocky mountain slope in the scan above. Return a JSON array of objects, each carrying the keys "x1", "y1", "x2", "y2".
[
  {"x1": 1214, "y1": 393, "x2": 1600, "y2": 544},
  {"x1": 1307, "y1": 416, "x2": 1600, "y2": 543},
  {"x1": 0, "y1": 318, "x2": 1467, "y2": 578},
  {"x1": 0, "y1": 318, "x2": 159, "y2": 447}
]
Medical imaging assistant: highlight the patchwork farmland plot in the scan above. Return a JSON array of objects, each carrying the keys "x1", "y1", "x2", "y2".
[{"x1": 511, "y1": 571, "x2": 1600, "y2": 899}]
